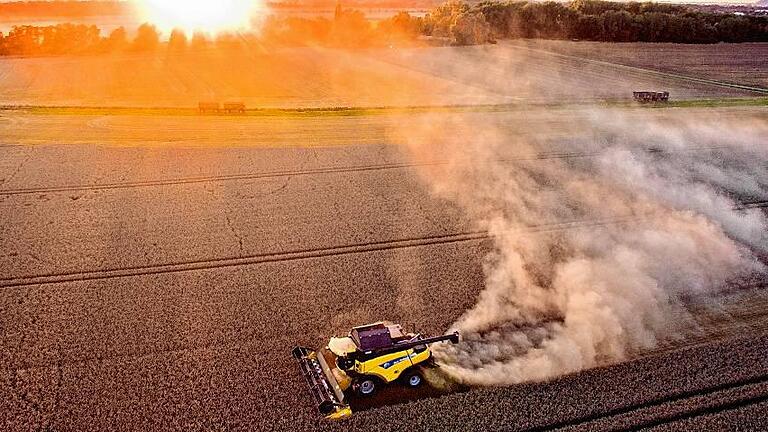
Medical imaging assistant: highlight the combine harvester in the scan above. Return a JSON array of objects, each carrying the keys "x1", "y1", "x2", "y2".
[{"x1": 292, "y1": 321, "x2": 460, "y2": 419}]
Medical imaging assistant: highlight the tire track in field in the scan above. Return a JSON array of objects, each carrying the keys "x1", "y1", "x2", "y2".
[
  {"x1": 0, "y1": 216, "x2": 645, "y2": 288},
  {"x1": 521, "y1": 305, "x2": 768, "y2": 432},
  {"x1": 0, "y1": 161, "x2": 436, "y2": 196},
  {"x1": 534, "y1": 372, "x2": 768, "y2": 432},
  {"x1": 0, "y1": 200, "x2": 764, "y2": 288},
  {"x1": 2, "y1": 201, "x2": 765, "y2": 288},
  {"x1": 0, "y1": 145, "x2": 733, "y2": 196},
  {"x1": 529, "y1": 280, "x2": 768, "y2": 431},
  {"x1": 637, "y1": 284, "x2": 768, "y2": 359},
  {"x1": 636, "y1": 396, "x2": 768, "y2": 432}
]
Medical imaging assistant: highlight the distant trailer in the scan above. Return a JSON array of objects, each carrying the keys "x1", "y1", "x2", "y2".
[
  {"x1": 633, "y1": 91, "x2": 670, "y2": 103},
  {"x1": 223, "y1": 102, "x2": 246, "y2": 114},
  {"x1": 199, "y1": 102, "x2": 221, "y2": 113}
]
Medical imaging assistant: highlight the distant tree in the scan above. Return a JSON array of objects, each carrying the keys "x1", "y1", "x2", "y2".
[
  {"x1": 377, "y1": 12, "x2": 423, "y2": 44},
  {"x1": 569, "y1": 0, "x2": 623, "y2": 16},
  {"x1": 600, "y1": 10, "x2": 638, "y2": 41},
  {"x1": 452, "y1": 12, "x2": 492, "y2": 45},
  {"x1": 574, "y1": 14, "x2": 603, "y2": 40},
  {"x1": 189, "y1": 32, "x2": 210, "y2": 52},
  {"x1": 334, "y1": 1, "x2": 343, "y2": 20},
  {"x1": 638, "y1": 2, "x2": 687, "y2": 15},
  {"x1": 5, "y1": 26, "x2": 43, "y2": 56},
  {"x1": 717, "y1": 16, "x2": 750, "y2": 42},
  {"x1": 132, "y1": 23, "x2": 160, "y2": 52},
  {"x1": 474, "y1": 1, "x2": 515, "y2": 38},
  {"x1": 37, "y1": 23, "x2": 101, "y2": 55},
  {"x1": 103, "y1": 26, "x2": 129, "y2": 52},
  {"x1": 330, "y1": 7, "x2": 372, "y2": 47},
  {"x1": 5, "y1": 26, "x2": 31, "y2": 56},
  {"x1": 570, "y1": 0, "x2": 685, "y2": 16},
  {"x1": 534, "y1": 2, "x2": 578, "y2": 38},
  {"x1": 636, "y1": 12, "x2": 668, "y2": 42},
  {"x1": 424, "y1": 1, "x2": 470, "y2": 37},
  {"x1": 168, "y1": 29, "x2": 188, "y2": 53}
]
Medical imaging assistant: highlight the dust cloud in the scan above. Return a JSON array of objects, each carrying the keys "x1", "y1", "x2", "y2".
[{"x1": 397, "y1": 109, "x2": 768, "y2": 386}]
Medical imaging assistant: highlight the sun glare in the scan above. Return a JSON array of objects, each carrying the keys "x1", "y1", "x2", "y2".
[{"x1": 135, "y1": 0, "x2": 261, "y2": 34}]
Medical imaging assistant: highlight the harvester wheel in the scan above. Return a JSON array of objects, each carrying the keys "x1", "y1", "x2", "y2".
[
  {"x1": 353, "y1": 378, "x2": 377, "y2": 397},
  {"x1": 403, "y1": 371, "x2": 423, "y2": 388}
]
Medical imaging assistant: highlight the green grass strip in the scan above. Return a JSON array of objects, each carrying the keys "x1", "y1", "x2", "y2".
[{"x1": 1, "y1": 97, "x2": 766, "y2": 118}]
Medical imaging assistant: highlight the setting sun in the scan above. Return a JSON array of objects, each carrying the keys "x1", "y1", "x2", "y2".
[{"x1": 134, "y1": 0, "x2": 261, "y2": 34}]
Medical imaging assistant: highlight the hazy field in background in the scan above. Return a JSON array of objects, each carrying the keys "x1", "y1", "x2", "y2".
[
  {"x1": 0, "y1": 41, "x2": 765, "y2": 108},
  {"x1": 526, "y1": 40, "x2": 768, "y2": 88}
]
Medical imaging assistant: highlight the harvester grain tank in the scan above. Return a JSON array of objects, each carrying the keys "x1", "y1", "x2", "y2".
[{"x1": 292, "y1": 321, "x2": 460, "y2": 419}]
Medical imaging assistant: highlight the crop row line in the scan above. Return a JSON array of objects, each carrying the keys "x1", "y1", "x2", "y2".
[
  {"x1": 0, "y1": 230, "x2": 488, "y2": 288},
  {"x1": 0, "y1": 217, "x2": 644, "y2": 288},
  {"x1": 625, "y1": 388, "x2": 768, "y2": 431},
  {"x1": 3, "y1": 195, "x2": 766, "y2": 288},
  {"x1": 0, "y1": 145, "x2": 733, "y2": 196},
  {"x1": 529, "y1": 369, "x2": 768, "y2": 432},
  {"x1": 0, "y1": 161, "x2": 431, "y2": 196}
]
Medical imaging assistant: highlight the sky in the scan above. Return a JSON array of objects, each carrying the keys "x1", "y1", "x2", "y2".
[{"x1": 0, "y1": 0, "x2": 763, "y2": 7}]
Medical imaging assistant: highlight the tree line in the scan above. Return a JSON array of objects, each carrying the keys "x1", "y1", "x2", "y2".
[
  {"x1": 0, "y1": 24, "x2": 164, "y2": 56},
  {"x1": 0, "y1": 7, "x2": 419, "y2": 57},
  {"x1": 420, "y1": 0, "x2": 768, "y2": 44},
  {"x1": 1, "y1": 0, "x2": 767, "y2": 57}
]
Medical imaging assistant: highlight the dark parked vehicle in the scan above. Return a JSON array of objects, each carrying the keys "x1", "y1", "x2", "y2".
[{"x1": 633, "y1": 91, "x2": 670, "y2": 103}]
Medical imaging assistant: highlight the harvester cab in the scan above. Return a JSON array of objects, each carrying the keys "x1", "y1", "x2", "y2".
[{"x1": 292, "y1": 321, "x2": 460, "y2": 420}]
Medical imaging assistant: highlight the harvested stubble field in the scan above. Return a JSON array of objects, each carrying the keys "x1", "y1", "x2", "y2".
[
  {"x1": 2, "y1": 40, "x2": 768, "y2": 431},
  {"x1": 2, "y1": 103, "x2": 768, "y2": 431},
  {"x1": 1, "y1": 108, "x2": 766, "y2": 280},
  {"x1": 520, "y1": 40, "x2": 768, "y2": 91}
]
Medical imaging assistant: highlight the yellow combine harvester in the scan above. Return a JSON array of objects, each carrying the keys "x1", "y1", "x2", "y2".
[{"x1": 292, "y1": 321, "x2": 460, "y2": 419}]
